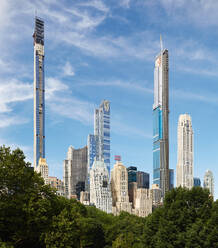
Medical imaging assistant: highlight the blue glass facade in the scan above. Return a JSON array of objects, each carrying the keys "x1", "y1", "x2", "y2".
[
  {"x1": 194, "y1": 177, "x2": 201, "y2": 187},
  {"x1": 153, "y1": 107, "x2": 162, "y2": 187},
  {"x1": 88, "y1": 100, "x2": 110, "y2": 173}
]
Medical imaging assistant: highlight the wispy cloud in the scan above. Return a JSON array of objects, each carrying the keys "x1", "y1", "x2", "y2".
[{"x1": 62, "y1": 62, "x2": 75, "y2": 77}]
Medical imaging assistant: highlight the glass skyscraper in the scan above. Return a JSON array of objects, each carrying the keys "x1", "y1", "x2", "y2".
[
  {"x1": 88, "y1": 100, "x2": 110, "y2": 173},
  {"x1": 153, "y1": 41, "x2": 169, "y2": 197},
  {"x1": 33, "y1": 17, "x2": 45, "y2": 169}
]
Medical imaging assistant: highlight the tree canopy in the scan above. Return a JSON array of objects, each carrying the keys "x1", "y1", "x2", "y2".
[{"x1": 0, "y1": 146, "x2": 217, "y2": 248}]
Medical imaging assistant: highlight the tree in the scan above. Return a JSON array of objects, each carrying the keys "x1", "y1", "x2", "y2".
[{"x1": 0, "y1": 146, "x2": 61, "y2": 248}]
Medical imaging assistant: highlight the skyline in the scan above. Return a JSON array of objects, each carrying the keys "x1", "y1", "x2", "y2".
[{"x1": 0, "y1": 0, "x2": 218, "y2": 199}]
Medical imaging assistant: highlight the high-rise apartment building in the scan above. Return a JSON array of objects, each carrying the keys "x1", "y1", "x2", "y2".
[
  {"x1": 137, "y1": 171, "x2": 149, "y2": 189},
  {"x1": 153, "y1": 39, "x2": 169, "y2": 197},
  {"x1": 63, "y1": 146, "x2": 88, "y2": 199},
  {"x1": 33, "y1": 17, "x2": 45, "y2": 169},
  {"x1": 194, "y1": 177, "x2": 201, "y2": 187},
  {"x1": 111, "y1": 160, "x2": 132, "y2": 215},
  {"x1": 176, "y1": 114, "x2": 193, "y2": 189},
  {"x1": 90, "y1": 160, "x2": 112, "y2": 213},
  {"x1": 88, "y1": 100, "x2": 110, "y2": 172},
  {"x1": 203, "y1": 170, "x2": 214, "y2": 197},
  {"x1": 36, "y1": 158, "x2": 49, "y2": 184}
]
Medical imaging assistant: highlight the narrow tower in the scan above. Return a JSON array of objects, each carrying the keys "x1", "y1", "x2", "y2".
[
  {"x1": 33, "y1": 17, "x2": 45, "y2": 169},
  {"x1": 176, "y1": 114, "x2": 193, "y2": 189},
  {"x1": 153, "y1": 37, "x2": 169, "y2": 197}
]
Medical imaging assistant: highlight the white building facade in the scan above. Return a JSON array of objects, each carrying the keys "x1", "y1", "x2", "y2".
[
  {"x1": 204, "y1": 170, "x2": 214, "y2": 197},
  {"x1": 90, "y1": 160, "x2": 112, "y2": 213},
  {"x1": 176, "y1": 114, "x2": 194, "y2": 189},
  {"x1": 36, "y1": 158, "x2": 49, "y2": 185}
]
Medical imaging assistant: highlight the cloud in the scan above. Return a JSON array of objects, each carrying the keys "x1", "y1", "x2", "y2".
[
  {"x1": 62, "y1": 62, "x2": 75, "y2": 77},
  {"x1": 0, "y1": 115, "x2": 29, "y2": 128},
  {"x1": 119, "y1": 0, "x2": 131, "y2": 8},
  {"x1": 48, "y1": 96, "x2": 94, "y2": 125},
  {"x1": 77, "y1": 0, "x2": 109, "y2": 13},
  {"x1": 0, "y1": 79, "x2": 32, "y2": 113}
]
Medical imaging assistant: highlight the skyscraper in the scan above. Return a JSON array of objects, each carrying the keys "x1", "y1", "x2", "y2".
[
  {"x1": 111, "y1": 160, "x2": 132, "y2": 215},
  {"x1": 63, "y1": 146, "x2": 88, "y2": 199},
  {"x1": 33, "y1": 17, "x2": 45, "y2": 169},
  {"x1": 90, "y1": 160, "x2": 112, "y2": 213},
  {"x1": 153, "y1": 38, "x2": 169, "y2": 197},
  {"x1": 176, "y1": 114, "x2": 193, "y2": 189},
  {"x1": 88, "y1": 100, "x2": 110, "y2": 172},
  {"x1": 203, "y1": 170, "x2": 214, "y2": 197}
]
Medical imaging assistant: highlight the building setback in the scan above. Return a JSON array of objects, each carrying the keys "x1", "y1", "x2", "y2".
[
  {"x1": 63, "y1": 146, "x2": 88, "y2": 199},
  {"x1": 90, "y1": 160, "x2": 112, "y2": 213},
  {"x1": 176, "y1": 114, "x2": 193, "y2": 189},
  {"x1": 153, "y1": 39, "x2": 169, "y2": 197},
  {"x1": 33, "y1": 17, "x2": 45, "y2": 169}
]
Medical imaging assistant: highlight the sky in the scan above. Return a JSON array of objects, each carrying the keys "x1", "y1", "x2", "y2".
[{"x1": 0, "y1": 0, "x2": 218, "y2": 199}]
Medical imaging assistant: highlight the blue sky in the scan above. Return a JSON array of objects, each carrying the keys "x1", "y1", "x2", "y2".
[{"x1": 0, "y1": 0, "x2": 218, "y2": 199}]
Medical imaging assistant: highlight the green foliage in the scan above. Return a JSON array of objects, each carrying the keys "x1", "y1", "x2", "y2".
[{"x1": 1, "y1": 145, "x2": 218, "y2": 248}]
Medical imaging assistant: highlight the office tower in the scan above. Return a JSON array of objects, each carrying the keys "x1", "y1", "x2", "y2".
[
  {"x1": 90, "y1": 160, "x2": 112, "y2": 213},
  {"x1": 203, "y1": 170, "x2": 214, "y2": 197},
  {"x1": 48, "y1": 177, "x2": 65, "y2": 196},
  {"x1": 194, "y1": 177, "x2": 201, "y2": 187},
  {"x1": 169, "y1": 169, "x2": 174, "y2": 190},
  {"x1": 153, "y1": 38, "x2": 169, "y2": 197},
  {"x1": 127, "y1": 166, "x2": 137, "y2": 184},
  {"x1": 63, "y1": 146, "x2": 88, "y2": 199},
  {"x1": 87, "y1": 100, "x2": 110, "y2": 172},
  {"x1": 111, "y1": 160, "x2": 132, "y2": 215},
  {"x1": 33, "y1": 17, "x2": 45, "y2": 169},
  {"x1": 176, "y1": 114, "x2": 193, "y2": 189},
  {"x1": 36, "y1": 158, "x2": 48, "y2": 184},
  {"x1": 137, "y1": 171, "x2": 150, "y2": 189}
]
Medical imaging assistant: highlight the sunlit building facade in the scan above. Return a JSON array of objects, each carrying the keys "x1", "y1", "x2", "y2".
[
  {"x1": 204, "y1": 170, "x2": 214, "y2": 197},
  {"x1": 176, "y1": 114, "x2": 193, "y2": 189},
  {"x1": 90, "y1": 160, "x2": 112, "y2": 213}
]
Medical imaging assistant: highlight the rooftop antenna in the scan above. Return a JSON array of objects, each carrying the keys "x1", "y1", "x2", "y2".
[
  {"x1": 160, "y1": 34, "x2": 163, "y2": 52},
  {"x1": 35, "y1": 9, "x2": 37, "y2": 18}
]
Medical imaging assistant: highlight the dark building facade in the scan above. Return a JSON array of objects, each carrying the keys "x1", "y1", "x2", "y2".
[
  {"x1": 169, "y1": 169, "x2": 174, "y2": 190},
  {"x1": 137, "y1": 171, "x2": 149, "y2": 189}
]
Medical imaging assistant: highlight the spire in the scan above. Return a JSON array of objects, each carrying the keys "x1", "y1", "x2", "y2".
[{"x1": 160, "y1": 34, "x2": 163, "y2": 52}]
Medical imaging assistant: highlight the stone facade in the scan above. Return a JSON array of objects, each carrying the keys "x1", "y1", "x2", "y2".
[
  {"x1": 111, "y1": 161, "x2": 132, "y2": 215},
  {"x1": 36, "y1": 158, "x2": 49, "y2": 184},
  {"x1": 90, "y1": 160, "x2": 112, "y2": 213}
]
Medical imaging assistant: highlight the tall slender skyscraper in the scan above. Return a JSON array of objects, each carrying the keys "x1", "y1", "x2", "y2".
[
  {"x1": 176, "y1": 114, "x2": 193, "y2": 189},
  {"x1": 153, "y1": 38, "x2": 169, "y2": 197},
  {"x1": 33, "y1": 17, "x2": 45, "y2": 169},
  {"x1": 88, "y1": 100, "x2": 110, "y2": 172}
]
